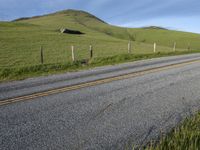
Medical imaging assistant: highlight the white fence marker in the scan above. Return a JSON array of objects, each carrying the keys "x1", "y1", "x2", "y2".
[
  {"x1": 71, "y1": 46, "x2": 75, "y2": 62},
  {"x1": 128, "y1": 41, "x2": 131, "y2": 53},
  {"x1": 173, "y1": 42, "x2": 176, "y2": 52},
  {"x1": 154, "y1": 42, "x2": 156, "y2": 53}
]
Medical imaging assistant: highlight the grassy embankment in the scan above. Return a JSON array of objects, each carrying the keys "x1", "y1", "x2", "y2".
[
  {"x1": 1, "y1": 10, "x2": 200, "y2": 81},
  {"x1": 144, "y1": 112, "x2": 200, "y2": 150}
]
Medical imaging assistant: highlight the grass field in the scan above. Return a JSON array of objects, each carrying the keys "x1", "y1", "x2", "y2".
[{"x1": 0, "y1": 9, "x2": 200, "y2": 81}]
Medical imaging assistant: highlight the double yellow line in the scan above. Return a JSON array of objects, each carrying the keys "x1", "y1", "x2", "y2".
[{"x1": 1, "y1": 59, "x2": 200, "y2": 107}]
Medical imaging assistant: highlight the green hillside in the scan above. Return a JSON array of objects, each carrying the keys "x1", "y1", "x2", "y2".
[
  {"x1": 18, "y1": 9, "x2": 200, "y2": 49},
  {"x1": 0, "y1": 9, "x2": 200, "y2": 80}
]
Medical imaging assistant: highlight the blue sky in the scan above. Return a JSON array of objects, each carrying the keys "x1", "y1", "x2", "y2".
[{"x1": 0, "y1": 0, "x2": 200, "y2": 33}]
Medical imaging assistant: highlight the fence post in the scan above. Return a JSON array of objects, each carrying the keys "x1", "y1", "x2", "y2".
[
  {"x1": 173, "y1": 42, "x2": 176, "y2": 52},
  {"x1": 71, "y1": 46, "x2": 75, "y2": 62},
  {"x1": 128, "y1": 41, "x2": 131, "y2": 54},
  {"x1": 89, "y1": 45, "x2": 93, "y2": 59},
  {"x1": 154, "y1": 42, "x2": 156, "y2": 53},
  {"x1": 188, "y1": 43, "x2": 190, "y2": 51},
  {"x1": 40, "y1": 46, "x2": 44, "y2": 64}
]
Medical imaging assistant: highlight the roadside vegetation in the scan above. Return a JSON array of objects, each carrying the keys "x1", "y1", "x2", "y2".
[
  {"x1": 143, "y1": 112, "x2": 200, "y2": 150},
  {"x1": 1, "y1": 9, "x2": 200, "y2": 81},
  {"x1": 1, "y1": 50, "x2": 200, "y2": 82}
]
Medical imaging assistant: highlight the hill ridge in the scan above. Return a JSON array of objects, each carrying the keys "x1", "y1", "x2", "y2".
[{"x1": 13, "y1": 9, "x2": 106, "y2": 24}]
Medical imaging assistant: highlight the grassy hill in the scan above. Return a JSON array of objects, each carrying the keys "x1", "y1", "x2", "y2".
[
  {"x1": 17, "y1": 9, "x2": 200, "y2": 48},
  {"x1": 0, "y1": 9, "x2": 200, "y2": 80}
]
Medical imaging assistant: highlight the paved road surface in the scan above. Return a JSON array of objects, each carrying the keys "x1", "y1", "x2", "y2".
[{"x1": 1, "y1": 54, "x2": 200, "y2": 150}]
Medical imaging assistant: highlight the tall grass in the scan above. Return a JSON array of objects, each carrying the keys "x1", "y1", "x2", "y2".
[{"x1": 146, "y1": 112, "x2": 200, "y2": 150}]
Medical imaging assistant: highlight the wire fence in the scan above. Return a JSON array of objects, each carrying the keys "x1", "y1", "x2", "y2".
[{"x1": 0, "y1": 41, "x2": 196, "y2": 69}]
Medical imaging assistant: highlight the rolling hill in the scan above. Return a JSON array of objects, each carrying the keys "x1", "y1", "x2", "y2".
[
  {"x1": 0, "y1": 9, "x2": 200, "y2": 80},
  {"x1": 17, "y1": 9, "x2": 200, "y2": 48}
]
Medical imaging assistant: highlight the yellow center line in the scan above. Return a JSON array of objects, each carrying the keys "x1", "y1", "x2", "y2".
[{"x1": 1, "y1": 59, "x2": 200, "y2": 106}]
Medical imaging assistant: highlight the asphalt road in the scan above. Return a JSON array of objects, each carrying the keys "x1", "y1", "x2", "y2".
[{"x1": 1, "y1": 54, "x2": 200, "y2": 150}]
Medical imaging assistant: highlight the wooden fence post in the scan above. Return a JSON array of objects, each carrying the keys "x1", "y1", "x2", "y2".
[
  {"x1": 128, "y1": 41, "x2": 131, "y2": 53},
  {"x1": 71, "y1": 46, "x2": 75, "y2": 62},
  {"x1": 188, "y1": 43, "x2": 190, "y2": 51},
  {"x1": 173, "y1": 42, "x2": 176, "y2": 52},
  {"x1": 154, "y1": 42, "x2": 156, "y2": 53},
  {"x1": 89, "y1": 45, "x2": 93, "y2": 59},
  {"x1": 40, "y1": 46, "x2": 44, "y2": 64}
]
